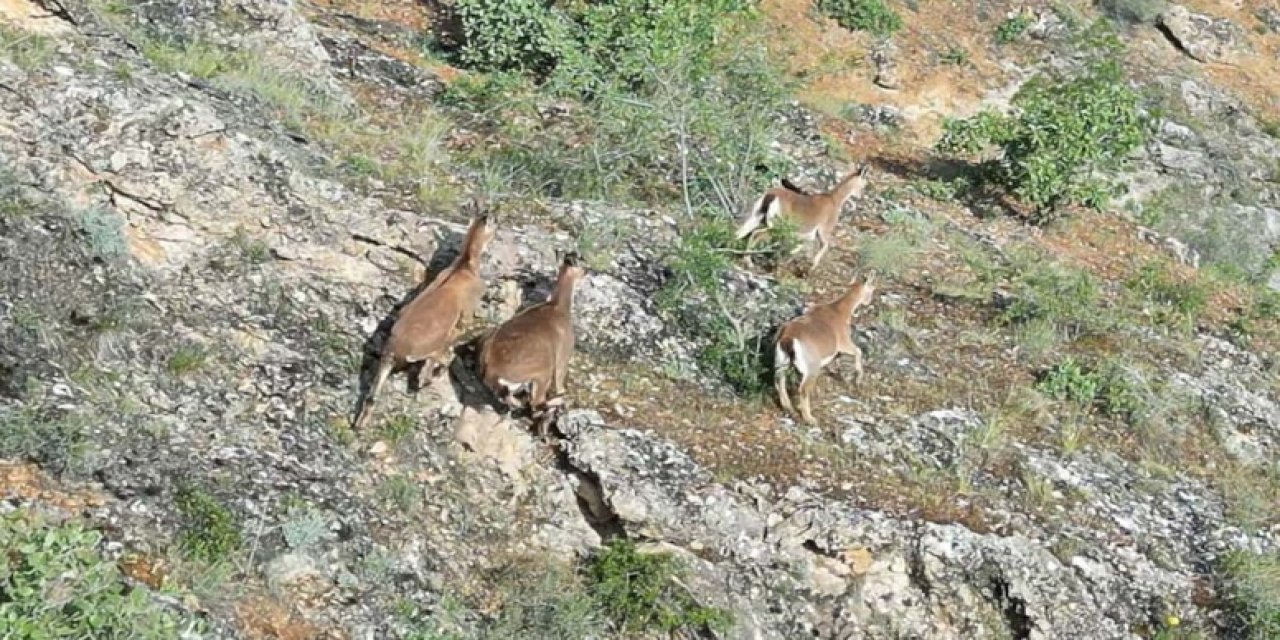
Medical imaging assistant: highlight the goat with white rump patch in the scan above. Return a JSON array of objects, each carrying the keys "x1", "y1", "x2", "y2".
[
  {"x1": 734, "y1": 164, "x2": 871, "y2": 270},
  {"x1": 774, "y1": 272, "x2": 877, "y2": 425}
]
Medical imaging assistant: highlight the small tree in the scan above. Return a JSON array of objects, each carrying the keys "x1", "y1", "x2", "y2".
[{"x1": 936, "y1": 51, "x2": 1150, "y2": 222}]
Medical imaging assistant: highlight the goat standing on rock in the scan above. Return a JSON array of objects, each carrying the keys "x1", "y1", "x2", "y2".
[
  {"x1": 774, "y1": 272, "x2": 877, "y2": 425},
  {"x1": 353, "y1": 214, "x2": 496, "y2": 430},
  {"x1": 478, "y1": 252, "x2": 586, "y2": 438},
  {"x1": 735, "y1": 164, "x2": 871, "y2": 270}
]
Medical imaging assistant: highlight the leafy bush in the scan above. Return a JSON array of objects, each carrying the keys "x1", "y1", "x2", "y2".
[
  {"x1": 817, "y1": 0, "x2": 903, "y2": 37},
  {"x1": 936, "y1": 30, "x2": 1150, "y2": 220},
  {"x1": 1036, "y1": 357, "x2": 1100, "y2": 405},
  {"x1": 174, "y1": 484, "x2": 242, "y2": 562},
  {"x1": 0, "y1": 511, "x2": 188, "y2": 638},
  {"x1": 586, "y1": 540, "x2": 731, "y2": 635},
  {"x1": 450, "y1": 0, "x2": 568, "y2": 75},
  {"x1": 445, "y1": 2, "x2": 789, "y2": 207},
  {"x1": 451, "y1": 0, "x2": 750, "y2": 88},
  {"x1": 995, "y1": 14, "x2": 1032, "y2": 44},
  {"x1": 1219, "y1": 549, "x2": 1280, "y2": 639}
]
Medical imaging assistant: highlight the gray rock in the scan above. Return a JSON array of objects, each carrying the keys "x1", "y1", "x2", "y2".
[{"x1": 1158, "y1": 5, "x2": 1251, "y2": 63}]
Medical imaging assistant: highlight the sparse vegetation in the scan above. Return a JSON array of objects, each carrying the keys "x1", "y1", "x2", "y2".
[
  {"x1": 0, "y1": 24, "x2": 54, "y2": 69},
  {"x1": 173, "y1": 483, "x2": 242, "y2": 563},
  {"x1": 378, "y1": 475, "x2": 422, "y2": 512},
  {"x1": 585, "y1": 540, "x2": 732, "y2": 635},
  {"x1": 167, "y1": 343, "x2": 208, "y2": 376},
  {"x1": 0, "y1": 405, "x2": 87, "y2": 475},
  {"x1": 281, "y1": 505, "x2": 329, "y2": 551},
  {"x1": 0, "y1": 510, "x2": 189, "y2": 638},
  {"x1": 817, "y1": 0, "x2": 903, "y2": 37},
  {"x1": 1218, "y1": 549, "x2": 1280, "y2": 639},
  {"x1": 1125, "y1": 261, "x2": 1208, "y2": 331},
  {"x1": 380, "y1": 414, "x2": 417, "y2": 445},
  {"x1": 995, "y1": 248, "x2": 1105, "y2": 340},
  {"x1": 937, "y1": 25, "x2": 1150, "y2": 221}
]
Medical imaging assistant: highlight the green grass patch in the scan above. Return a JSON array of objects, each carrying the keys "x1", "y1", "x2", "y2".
[
  {"x1": 167, "y1": 343, "x2": 208, "y2": 376},
  {"x1": 0, "y1": 510, "x2": 189, "y2": 638},
  {"x1": 586, "y1": 540, "x2": 731, "y2": 636},
  {"x1": 173, "y1": 483, "x2": 242, "y2": 563},
  {"x1": 0, "y1": 405, "x2": 87, "y2": 475}
]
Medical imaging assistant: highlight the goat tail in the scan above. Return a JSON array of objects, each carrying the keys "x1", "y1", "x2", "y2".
[{"x1": 734, "y1": 193, "x2": 775, "y2": 239}]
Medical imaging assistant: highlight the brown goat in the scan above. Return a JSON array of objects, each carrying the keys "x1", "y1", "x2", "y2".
[
  {"x1": 735, "y1": 164, "x2": 871, "y2": 270},
  {"x1": 774, "y1": 272, "x2": 877, "y2": 424},
  {"x1": 478, "y1": 253, "x2": 585, "y2": 437},
  {"x1": 353, "y1": 215, "x2": 496, "y2": 430}
]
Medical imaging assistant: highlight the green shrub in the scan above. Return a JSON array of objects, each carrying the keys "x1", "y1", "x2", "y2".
[
  {"x1": 1219, "y1": 550, "x2": 1280, "y2": 639},
  {"x1": 936, "y1": 28, "x2": 1150, "y2": 220},
  {"x1": 450, "y1": 0, "x2": 569, "y2": 75},
  {"x1": 817, "y1": 0, "x2": 903, "y2": 37},
  {"x1": 995, "y1": 14, "x2": 1032, "y2": 44},
  {"x1": 1036, "y1": 357, "x2": 1100, "y2": 405},
  {"x1": 1094, "y1": 360, "x2": 1147, "y2": 421},
  {"x1": 173, "y1": 484, "x2": 241, "y2": 562},
  {"x1": 0, "y1": 511, "x2": 188, "y2": 638},
  {"x1": 445, "y1": 4, "x2": 790, "y2": 207},
  {"x1": 586, "y1": 540, "x2": 731, "y2": 635},
  {"x1": 451, "y1": 0, "x2": 750, "y2": 89},
  {"x1": 656, "y1": 214, "x2": 773, "y2": 394}
]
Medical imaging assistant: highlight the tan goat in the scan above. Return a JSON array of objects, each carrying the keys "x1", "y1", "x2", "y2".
[
  {"x1": 735, "y1": 164, "x2": 871, "y2": 270},
  {"x1": 353, "y1": 214, "x2": 496, "y2": 430},
  {"x1": 774, "y1": 272, "x2": 877, "y2": 425},
  {"x1": 478, "y1": 253, "x2": 585, "y2": 437}
]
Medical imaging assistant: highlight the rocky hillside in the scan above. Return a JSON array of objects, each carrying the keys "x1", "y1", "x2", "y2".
[{"x1": 1, "y1": 0, "x2": 1278, "y2": 638}]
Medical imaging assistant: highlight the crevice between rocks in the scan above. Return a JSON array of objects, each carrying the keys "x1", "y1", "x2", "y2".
[
  {"x1": 548, "y1": 436, "x2": 626, "y2": 542},
  {"x1": 988, "y1": 571, "x2": 1032, "y2": 640}
]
